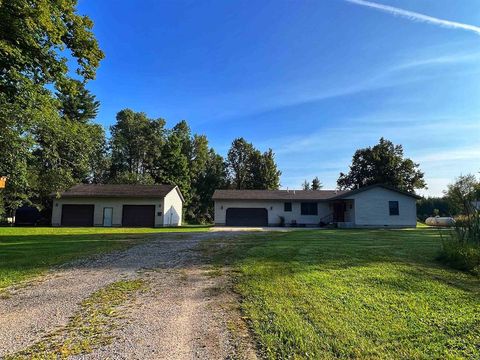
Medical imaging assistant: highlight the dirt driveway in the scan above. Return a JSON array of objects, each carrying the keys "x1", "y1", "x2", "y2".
[{"x1": 0, "y1": 232, "x2": 257, "y2": 359}]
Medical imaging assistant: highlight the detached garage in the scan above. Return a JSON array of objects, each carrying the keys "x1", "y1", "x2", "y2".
[{"x1": 51, "y1": 184, "x2": 184, "y2": 227}]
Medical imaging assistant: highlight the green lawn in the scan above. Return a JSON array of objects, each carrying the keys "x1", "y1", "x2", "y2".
[
  {"x1": 207, "y1": 228, "x2": 480, "y2": 359},
  {"x1": 0, "y1": 226, "x2": 210, "y2": 290}
]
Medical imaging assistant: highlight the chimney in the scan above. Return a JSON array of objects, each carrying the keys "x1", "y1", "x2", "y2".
[{"x1": 293, "y1": 190, "x2": 296, "y2": 194}]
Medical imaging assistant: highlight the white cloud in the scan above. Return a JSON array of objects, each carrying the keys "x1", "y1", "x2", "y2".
[{"x1": 346, "y1": 0, "x2": 480, "y2": 36}]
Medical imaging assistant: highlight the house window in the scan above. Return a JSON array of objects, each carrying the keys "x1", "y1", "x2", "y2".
[
  {"x1": 284, "y1": 202, "x2": 292, "y2": 212},
  {"x1": 389, "y1": 201, "x2": 399, "y2": 216},
  {"x1": 301, "y1": 202, "x2": 318, "y2": 215}
]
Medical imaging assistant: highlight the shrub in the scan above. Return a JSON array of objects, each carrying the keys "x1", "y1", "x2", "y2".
[{"x1": 439, "y1": 208, "x2": 480, "y2": 273}]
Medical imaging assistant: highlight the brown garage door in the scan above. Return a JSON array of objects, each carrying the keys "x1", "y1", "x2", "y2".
[
  {"x1": 226, "y1": 208, "x2": 268, "y2": 227},
  {"x1": 122, "y1": 205, "x2": 155, "y2": 227},
  {"x1": 61, "y1": 205, "x2": 94, "y2": 226}
]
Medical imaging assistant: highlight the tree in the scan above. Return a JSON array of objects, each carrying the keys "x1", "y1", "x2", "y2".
[
  {"x1": 156, "y1": 130, "x2": 190, "y2": 202},
  {"x1": 188, "y1": 148, "x2": 226, "y2": 223},
  {"x1": 109, "y1": 109, "x2": 166, "y2": 179},
  {"x1": 56, "y1": 80, "x2": 100, "y2": 124},
  {"x1": 0, "y1": 0, "x2": 103, "y2": 215},
  {"x1": 311, "y1": 177, "x2": 323, "y2": 190},
  {"x1": 337, "y1": 138, "x2": 426, "y2": 192},
  {"x1": 227, "y1": 138, "x2": 281, "y2": 190},
  {"x1": 302, "y1": 180, "x2": 310, "y2": 190},
  {"x1": 255, "y1": 149, "x2": 281, "y2": 190},
  {"x1": 444, "y1": 174, "x2": 480, "y2": 215},
  {"x1": 227, "y1": 138, "x2": 255, "y2": 189}
]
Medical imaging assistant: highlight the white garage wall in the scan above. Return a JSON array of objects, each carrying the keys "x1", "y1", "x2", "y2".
[
  {"x1": 162, "y1": 188, "x2": 183, "y2": 226},
  {"x1": 51, "y1": 197, "x2": 166, "y2": 227}
]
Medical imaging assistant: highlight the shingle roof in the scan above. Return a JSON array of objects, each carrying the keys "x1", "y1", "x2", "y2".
[
  {"x1": 329, "y1": 184, "x2": 421, "y2": 200},
  {"x1": 54, "y1": 184, "x2": 179, "y2": 199},
  {"x1": 213, "y1": 184, "x2": 421, "y2": 201},
  {"x1": 212, "y1": 189, "x2": 348, "y2": 201}
]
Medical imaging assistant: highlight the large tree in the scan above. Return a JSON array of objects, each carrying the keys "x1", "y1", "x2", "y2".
[
  {"x1": 337, "y1": 138, "x2": 426, "y2": 192},
  {"x1": 227, "y1": 138, "x2": 281, "y2": 190},
  {"x1": 0, "y1": 0, "x2": 104, "y2": 216},
  {"x1": 109, "y1": 109, "x2": 166, "y2": 180}
]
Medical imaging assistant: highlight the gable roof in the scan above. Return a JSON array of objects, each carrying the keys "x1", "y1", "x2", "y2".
[
  {"x1": 213, "y1": 184, "x2": 420, "y2": 201},
  {"x1": 212, "y1": 189, "x2": 348, "y2": 201},
  {"x1": 331, "y1": 184, "x2": 421, "y2": 200},
  {"x1": 54, "y1": 184, "x2": 183, "y2": 201}
]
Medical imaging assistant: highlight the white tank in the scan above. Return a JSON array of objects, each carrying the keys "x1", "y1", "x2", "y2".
[{"x1": 425, "y1": 216, "x2": 455, "y2": 227}]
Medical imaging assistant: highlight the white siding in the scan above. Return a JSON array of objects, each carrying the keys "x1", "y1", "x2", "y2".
[
  {"x1": 348, "y1": 187, "x2": 417, "y2": 227},
  {"x1": 52, "y1": 197, "x2": 166, "y2": 227},
  {"x1": 162, "y1": 187, "x2": 183, "y2": 226},
  {"x1": 214, "y1": 200, "x2": 330, "y2": 226}
]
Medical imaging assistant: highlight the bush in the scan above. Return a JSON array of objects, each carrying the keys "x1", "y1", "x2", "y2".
[
  {"x1": 439, "y1": 209, "x2": 480, "y2": 273},
  {"x1": 439, "y1": 240, "x2": 480, "y2": 273}
]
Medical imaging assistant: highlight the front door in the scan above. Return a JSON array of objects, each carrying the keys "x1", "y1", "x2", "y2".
[
  {"x1": 103, "y1": 207, "x2": 113, "y2": 227},
  {"x1": 332, "y1": 202, "x2": 345, "y2": 222}
]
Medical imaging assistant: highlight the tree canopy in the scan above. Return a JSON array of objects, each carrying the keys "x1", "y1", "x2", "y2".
[
  {"x1": 0, "y1": 0, "x2": 104, "y2": 217},
  {"x1": 337, "y1": 138, "x2": 426, "y2": 192},
  {"x1": 227, "y1": 138, "x2": 281, "y2": 190}
]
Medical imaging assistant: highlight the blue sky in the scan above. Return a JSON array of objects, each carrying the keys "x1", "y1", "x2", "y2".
[{"x1": 78, "y1": 0, "x2": 480, "y2": 196}]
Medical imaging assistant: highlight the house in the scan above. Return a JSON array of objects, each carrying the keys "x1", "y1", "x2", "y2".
[
  {"x1": 213, "y1": 184, "x2": 420, "y2": 228},
  {"x1": 51, "y1": 184, "x2": 184, "y2": 227}
]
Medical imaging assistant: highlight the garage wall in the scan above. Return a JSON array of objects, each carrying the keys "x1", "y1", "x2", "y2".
[
  {"x1": 214, "y1": 200, "x2": 330, "y2": 226},
  {"x1": 162, "y1": 188, "x2": 183, "y2": 226},
  {"x1": 52, "y1": 197, "x2": 165, "y2": 227},
  {"x1": 347, "y1": 187, "x2": 417, "y2": 227}
]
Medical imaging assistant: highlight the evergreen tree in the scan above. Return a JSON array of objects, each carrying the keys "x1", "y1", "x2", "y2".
[
  {"x1": 302, "y1": 180, "x2": 310, "y2": 190},
  {"x1": 311, "y1": 177, "x2": 323, "y2": 190}
]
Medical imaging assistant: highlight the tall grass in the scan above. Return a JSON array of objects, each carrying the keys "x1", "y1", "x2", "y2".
[{"x1": 439, "y1": 206, "x2": 480, "y2": 273}]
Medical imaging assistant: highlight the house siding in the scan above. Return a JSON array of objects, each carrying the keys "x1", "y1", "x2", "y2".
[
  {"x1": 214, "y1": 200, "x2": 330, "y2": 226},
  {"x1": 347, "y1": 187, "x2": 417, "y2": 227},
  {"x1": 52, "y1": 197, "x2": 167, "y2": 227}
]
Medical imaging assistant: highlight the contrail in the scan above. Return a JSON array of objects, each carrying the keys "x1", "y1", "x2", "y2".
[{"x1": 345, "y1": 0, "x2": 480, "y2": 36}]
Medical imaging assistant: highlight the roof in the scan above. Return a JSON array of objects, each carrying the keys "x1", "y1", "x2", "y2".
[
  {"x1": 213, "y1": 184, "x2": 420, "y2": 201},
  {"x1": 331, "y1": 184, "x2": 421, "y2": 200},
  {"x1": 54, "y1": 184, "x2": 184, "y2": 201},
  {"x1": 212, "y1": 189, "x2": 348, "y2": 201}
]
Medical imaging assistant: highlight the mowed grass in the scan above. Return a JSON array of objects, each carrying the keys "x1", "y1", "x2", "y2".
[
  {"x1": 0, "y1": 226, "x2": 210, "y2": 290},
  {"x1": 207, "y1": 229, "x2": 480, "y2": 359}
]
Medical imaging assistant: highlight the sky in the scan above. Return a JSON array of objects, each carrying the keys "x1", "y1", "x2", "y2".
[{"x1": 78, "y1": 0, "x2": 480, "y2": 196}]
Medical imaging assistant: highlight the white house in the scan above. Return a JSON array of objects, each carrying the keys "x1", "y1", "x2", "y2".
[
  {"x1": 213, "y1": 184, "x2": 420, "y2": 228},
  {"x1": 51, "y1": 184, "x2": 184, "y2": 227}
]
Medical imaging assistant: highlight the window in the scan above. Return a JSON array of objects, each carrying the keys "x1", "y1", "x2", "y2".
[
  {"x1": 389, "y1": 201, "x2": 399, "y2": 216},
  {"x1": 301, "y1": 202, "x2": 318, "y2": 215},
  {"x1": 284, "y1": 202, "x2": 292, "y2": 212}
]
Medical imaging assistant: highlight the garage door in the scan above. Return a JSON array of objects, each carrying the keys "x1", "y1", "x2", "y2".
[
  {"x1": 225, "y1": 208, "x2": 268, "y2": 227},
  {"x1": 61, "y1": 205, "x2": 94, "y2": 226},
  {"x1": 122, "y1": 205, "x2": 155, "y2": 227}
]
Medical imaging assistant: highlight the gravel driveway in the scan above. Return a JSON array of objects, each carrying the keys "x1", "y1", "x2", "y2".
[{"x1": 0, "y1": 232, "x2": 257, "y2": 359}]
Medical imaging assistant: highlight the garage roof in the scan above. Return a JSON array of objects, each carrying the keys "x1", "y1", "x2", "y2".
[{"x1": 54, "y1": 184, "x2": 179, "y2": 199}]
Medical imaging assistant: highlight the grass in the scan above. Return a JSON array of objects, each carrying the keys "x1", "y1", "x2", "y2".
[
  {"x1": 205, "y1": 228, "x2": 480, "y2": 359},
  {"x1": 0, "y1": 226, "x2": 210, "y2": 290},
  {"x1": 6, "y1": 279, "x2": 146, "y2": 359}
]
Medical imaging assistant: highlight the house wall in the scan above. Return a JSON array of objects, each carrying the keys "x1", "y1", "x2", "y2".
[
  {"x1": 162, "y1": 188, "x2": 183, "y2": 226},
  {"x1": 214, "y1": 200, "x2": 330, "y2": 226},
  {"x1": 51, "y1": 197, "x2": 166, "y2": 227},
  {"x1": 347, "y1": 187, "x2": 417, "y2": 227}
]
